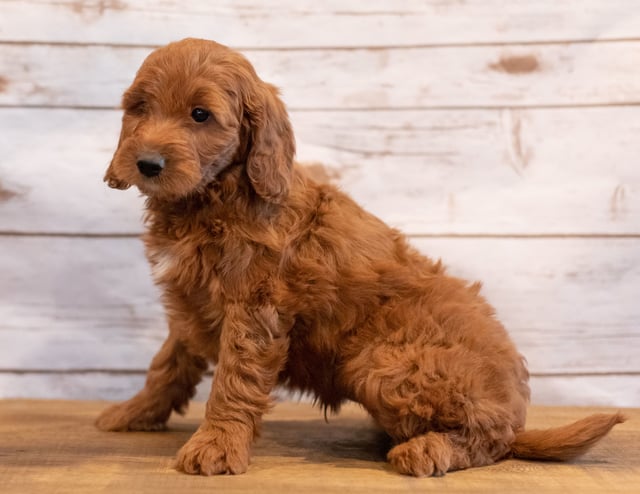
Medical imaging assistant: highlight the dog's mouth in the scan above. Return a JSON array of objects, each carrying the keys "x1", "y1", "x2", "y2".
[{"x1": 104, "y1": 164, "x2": 131, "y2": 190}]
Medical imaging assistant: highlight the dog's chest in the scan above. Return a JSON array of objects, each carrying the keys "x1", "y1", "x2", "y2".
[
  {"x1": 147, "y1": 240, "x2": 219, "y2": 289},
  {"x1": 146, "y1": 233, "x2": 227, "y2": 342},
  {"x1": 148, "y1": 246, "x2": 180, "y2": 282}
]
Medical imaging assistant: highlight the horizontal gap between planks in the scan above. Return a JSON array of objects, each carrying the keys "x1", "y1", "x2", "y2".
[
  {"x1": 2, "y1": 369, "x2": 639, "y2": 378},
  {"x1": 408, "y1": 233, "x2": 640, "y2": 239},
  {"x1": 0, "y1": 104, "x2": 122, "y2": 111},
  {"x1": 0, "y1": 232, "x2": 639, "y2": 239},
  {"x1": 0, "y1": 231, "x2": 142, "y2": 238},
  {"x1": 2, "y1": 37, "x2": 640, "y2": 51},
  {"x1": 4, "y1": 103, "x2": 640, "y2": 112},
  {"x1": 0, "y1": 369, "x2": 207, "y2": 376}
]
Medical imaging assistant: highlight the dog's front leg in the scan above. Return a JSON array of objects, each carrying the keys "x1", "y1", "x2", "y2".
[{"x1": 175, "y1": 303, "x2": 288, "y2": 475}]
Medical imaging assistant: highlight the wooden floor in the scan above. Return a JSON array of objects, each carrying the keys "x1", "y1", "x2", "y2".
[{"x1": 0, "y1": 400, "x2": 637, "y2": 493}]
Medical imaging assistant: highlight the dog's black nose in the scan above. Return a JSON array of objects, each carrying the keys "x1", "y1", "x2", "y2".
[{"x1": 136, "y1": 158, "x2": 164, "y2": 178}]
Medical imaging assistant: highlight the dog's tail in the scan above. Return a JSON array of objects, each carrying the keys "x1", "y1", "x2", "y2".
[{"x1": 510, "y1": 412, "x2": 626, "y2": 461}]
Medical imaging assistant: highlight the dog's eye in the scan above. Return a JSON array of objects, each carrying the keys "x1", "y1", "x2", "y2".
[{"x1": 191, "y1": 108, "x2": 210, "y2": 123}]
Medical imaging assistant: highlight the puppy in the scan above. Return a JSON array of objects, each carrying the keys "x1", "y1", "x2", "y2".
[{"x1": 97, "y1": 38, "x2": 624, "y2": 476}]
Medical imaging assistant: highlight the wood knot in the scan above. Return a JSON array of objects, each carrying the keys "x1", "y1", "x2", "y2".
[
  {"x1": 489, "y1": 54, "x2": 540, "y2": 75},
  {"x1": 0, "y1": 180, "x2": 20, "y2": 202}
]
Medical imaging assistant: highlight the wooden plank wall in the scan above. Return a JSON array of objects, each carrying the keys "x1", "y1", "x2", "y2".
[{"x1": 0, "y1": 1, "x2": 638, "y2": 407}]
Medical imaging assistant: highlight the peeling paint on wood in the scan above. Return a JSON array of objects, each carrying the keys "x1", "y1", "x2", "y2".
[
  {"x1": 510, "y1": 112, "x2": 531, "y2": 169},
  {"x1": 2, "y1": 107, "x2": 640, "y2": 235},
  {"x1": 2, "y1": 42, "x2": 640, "y2": 109},
  {"x1": 490, "y1": 54, "x2": 541, "y2": 75},
  {"x1": 1, "y1": 0, "x2": 638, "y2": 407},
  {"x1": 1, "y1": 236, "x2": 638, "y2": 378},
  {"x1": 68, "y1": 0, "x2": 126, "y2": 16},
  {"x1": 447, "y1": 192, "x2": 456, "y2": 223},
  {"x1": 0, "y1": 181, "x2": 19, "y2": 202},
  {"x1": 2, "y1": 1, "x2": 640, "y2": 47},
  {"x1": 610, "y1": 185, "x2": 628, "y2": 221},
  {"x1": 501, "y1": 109, "x2": 533, "y2": 176},
  {"x1": 3, "y1": 373, "x2": 639, "y2": 406}
]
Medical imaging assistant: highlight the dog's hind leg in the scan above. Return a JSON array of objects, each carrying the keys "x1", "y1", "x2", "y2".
[
  {"x1": 95, "y1": 332, "x2": 208, "y2": 431},
  {"x1": 386, "y1": 422, "x2": 515, "y2": 476},
  {"x1": 381, "y1": 391, "x2": 518, "y2": 476},
  {"x1": 347, "y1": 341, "x2": 526, "y2": 476}
]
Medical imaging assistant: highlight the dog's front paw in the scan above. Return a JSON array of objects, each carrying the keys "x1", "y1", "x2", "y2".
[
  {"x1": 175, "y1": 427, "x2": 250, "y2": 475},
  {"x1": 95, "y1": 399, "x2": 169, "y2": 432}
]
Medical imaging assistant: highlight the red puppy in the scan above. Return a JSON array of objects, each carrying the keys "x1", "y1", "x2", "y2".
[{"x1": 97, "y1": 38, "x2": 624, "y2": 476}]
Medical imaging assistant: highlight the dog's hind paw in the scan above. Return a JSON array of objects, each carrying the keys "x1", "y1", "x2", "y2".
[{"x1": 387, "y1": 432, "x2": 454, "y2": 477}]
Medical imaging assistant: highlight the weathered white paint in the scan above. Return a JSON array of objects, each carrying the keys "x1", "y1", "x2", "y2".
[
  {"x1": 0, "y1": 1, "x2": 637, "y2": 406},
  {"x1": 1, "y1": 1, "x2": 639, "y2": 47},
  {"x1": 527, "y1": 375, "x2": 640, "y2": 408},
  {"x1": 0, "y1": 373, "x2": 637, "y2": 408},
  {"x1": 2, "y1": 42, "x2": 640, "y2": 109},
  {"x1": 412, "y1": 237, "x2": 640, "y2": 376},
  {"x1": 1, "y1": 107, "x2": 638, "y2": 235},
  {"x1": 0, "y1": 237, "x2": 164, "y2": 370},
  {"x1": 1, "y1": 236, "x2": 637, "y2": 377}
]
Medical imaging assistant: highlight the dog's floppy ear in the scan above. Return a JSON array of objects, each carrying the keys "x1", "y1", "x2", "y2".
[{"x1": 244, "y1": 82, "x2": 295, "y2": 203}]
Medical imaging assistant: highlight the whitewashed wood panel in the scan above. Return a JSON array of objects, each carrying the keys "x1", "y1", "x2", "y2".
[
  {"x1": 1, "y1": 0, "x2": 638, "y2": 410},
  {"x1": 1, "y1": 236, "x2": 638, "y2": 375},
  {"x1": 0, "y1": 372, "x2": 637, "y2": 407},
  {"x1": 527, "y1": 375, "x2": 640, "y2": 408},
  {"x1": 0, "y1": 373, "x2": 302, "y2": 403},
  {"x1": 1, "y1": 1, "x2": 639, "y2": 47},
  {"x1": 412, "y1": 237, "x2": 640, "y2": 376},
  {"x1": 0, "y1": 237, "x2": 164, "y2": 370},
  {"x1": 2, "y1": 42, "x2": 640, "y2": 109},
  {"x1": 0, "y1": 372, "x2": 147, "y2": 401},
  {"x1": 1, "y1": 107, "x2": 638, "y2": 235}
]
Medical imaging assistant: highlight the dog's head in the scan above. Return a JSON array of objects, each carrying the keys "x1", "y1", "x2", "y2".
[{"x1": 104, "y1": 38, "x2": 295, "y2": 203}]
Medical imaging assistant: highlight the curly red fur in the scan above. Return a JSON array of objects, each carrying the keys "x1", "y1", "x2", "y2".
[{"x1": 96, "y1": 38, "x2": 624, "y2": 476}]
